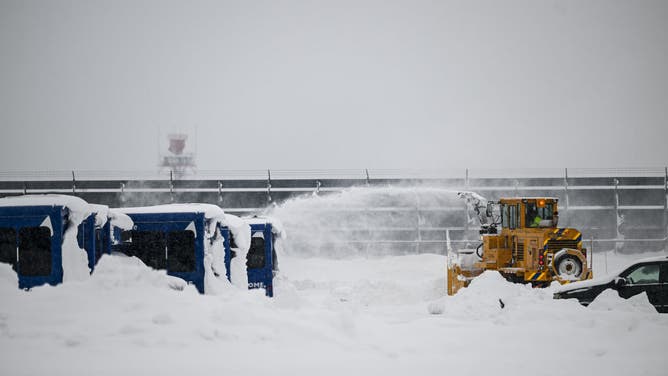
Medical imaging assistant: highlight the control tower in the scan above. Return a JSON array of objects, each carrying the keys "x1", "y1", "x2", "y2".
[{"x1": 159, "y1": 133, "x2": 196, "y2": 178}]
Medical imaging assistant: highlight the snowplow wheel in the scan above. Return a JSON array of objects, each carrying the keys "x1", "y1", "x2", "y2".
[{"x1": 555, "y1": 254, "x2": 583, "y2": 279}]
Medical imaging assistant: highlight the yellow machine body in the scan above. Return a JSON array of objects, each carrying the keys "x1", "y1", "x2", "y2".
[{"x1": 447, "y1": 197, "x2": 592, "y2": 295}]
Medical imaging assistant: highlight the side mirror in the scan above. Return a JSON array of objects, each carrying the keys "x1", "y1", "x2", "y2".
[
  {"x1": 614, "y1": 277, "x2": 627, "y2": 289},
  {"x1": 486, "y1": 202, "x2": 494, "y2": 217}
]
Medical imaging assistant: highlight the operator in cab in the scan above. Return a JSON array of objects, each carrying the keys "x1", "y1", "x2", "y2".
[{"x1": 528, "y1": 206, "x2": 542, "y2": 227}]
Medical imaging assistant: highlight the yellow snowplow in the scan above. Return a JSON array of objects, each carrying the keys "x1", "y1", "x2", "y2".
[{"x1": 448, "y1": 194, "x2": 592, "y2": 295}]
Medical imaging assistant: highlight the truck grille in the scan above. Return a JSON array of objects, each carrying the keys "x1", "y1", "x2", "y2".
[
  {"x1": 514, "y1": 242, "x2": 524, "y2": 261},
  {"x1": 546, "y1": 240, "x2": 580, "y2": 252}
]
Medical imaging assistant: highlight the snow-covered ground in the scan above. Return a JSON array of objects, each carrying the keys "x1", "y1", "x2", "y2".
[
  {"x1": 1, "y1": 249, "x2": 667, "y2": 376},
  {"x1": 1, "y1": 188, "x2": 667, "y2": 375}
]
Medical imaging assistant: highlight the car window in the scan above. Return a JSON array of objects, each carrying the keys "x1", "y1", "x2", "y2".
[
  {"x1": 625, "y1": 264, "x2": 660, "y2": 285},
  {"x1": 660, "y1": 263, "x2": 668, "y2": 283}
]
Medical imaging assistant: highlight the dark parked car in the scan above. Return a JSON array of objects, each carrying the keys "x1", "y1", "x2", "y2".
[{"x1": 553, "y1": 256, "x2": 668, "y2": 313}]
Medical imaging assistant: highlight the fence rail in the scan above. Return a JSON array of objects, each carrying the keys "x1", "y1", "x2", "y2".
[{"x1": 1, "y1": 167, "x2": 667, "y2": 181}]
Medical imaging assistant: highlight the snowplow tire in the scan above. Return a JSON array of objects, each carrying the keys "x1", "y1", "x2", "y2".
[{"x1": 554, "y1": 254, "x2": 583, "y2": 279}]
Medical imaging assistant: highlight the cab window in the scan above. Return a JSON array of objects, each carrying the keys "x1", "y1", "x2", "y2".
[
  {"x1": 246, "y1": 236, "x2": 266, "y2": 269},
  {"x1": 166, "y1": 231, "x2": 196, "y2": 273},
  {"x1": 661, "y1": 263, "x2": 668, "y2": 283},
  {"x1": 501, "y1": 204, "x2": 509, "y2": 228},
  {"x1": 0, "y1": 227, "x2": 16, "y2": 268},
  {"x1": 508, "y1": 204, "x2": 520, "y2": 229},
  {"x1": 130, "y1": 230, "x2": 167, "y2": 270},
  {"x1": 525, "y1": 202, "x2": 553, "y2": 227},
  {"x1": 624, "y1": 264, "x2": 660, "y2": 285},
  {"x1": 508, "y1": 205, "x2": 515, "y2": 229},
  {"x1": 18, "y1": 227, "x2": 52, "y2": 277}
]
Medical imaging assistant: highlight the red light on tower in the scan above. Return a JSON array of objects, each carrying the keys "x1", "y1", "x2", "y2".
[{"x1": 168, "y1": 134, "x2": 187, "y2": 155}]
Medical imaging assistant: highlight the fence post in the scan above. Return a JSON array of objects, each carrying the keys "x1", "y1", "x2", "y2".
[
  {"x1": 463, "y1": 168, "x2": 470, "y2": 236},
  {"x1": 169, "y1": 170, "x2": 174, "y2": 203},
  {"x1": 415, "y1": 190, "x2": 421, "y2": 254},
  {"x1": 365, "y1": 169, "x2": 370, "y2": 186},
  {"x1": 564, "y1": 167, "x2": 569, "y2": 226},
  {"x1": 594, "y1": 236, "x2": 608, "y2": 275},
  {"x1": 267, "y1": 169, "x2": 272, "y2": 203},
  {"x1": 664, "y1": 167, "x2": 667, "y2": 252},
  {"x1": 590, "y1": 236, "x2": 594, "y2": 274},
  {"x1": 71, "y1": 171, "x2": 76, "y2": 194},
  {"x1": 614, "y1": 178, "x2": 622, "y2": 253}
]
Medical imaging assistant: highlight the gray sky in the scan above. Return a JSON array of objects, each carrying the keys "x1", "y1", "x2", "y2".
[{"x1": 1, "y1": 0, "x2": 667, "y2": 172}]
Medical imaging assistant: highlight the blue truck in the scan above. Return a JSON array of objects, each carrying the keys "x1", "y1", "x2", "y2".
[
  {"x1": 242, "y1": 216, "x2": 284, "y2": 297},
  {"x1": 115, "y1": 208, "x2": 284, "y2": 297},
  {"x1": 114, "y1": 204, "x2": 233, "y2": 294},
  {"x1": 0, "y1": 197, "x2": 284, "y2": 296},
  {"x1": 0, "y1": 195, "x2": 105, "y2": 289}
]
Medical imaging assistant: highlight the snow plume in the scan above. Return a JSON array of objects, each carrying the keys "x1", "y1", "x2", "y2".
[
  {"x1": 117, "y1": 180, "x2": 169, "y2": 207},
  {"x1": 118, "y1": 179, "x2": 221, "y2": 208},
  {"x1": 266, "y1": 186, "x2": 462, "y2": 258}
]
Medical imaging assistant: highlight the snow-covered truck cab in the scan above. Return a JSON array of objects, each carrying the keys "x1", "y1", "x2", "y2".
[
  {"x1": 116, "y1": 208, "x2": 207, "y2": 293},
  {"x1": 243, "y1": 216, "x2": 284, "y2": 297},
  {"x1": 77, "y1": 206, "x2": 134, "y2": 271},
  {"x1": 0, "y1": 195, "x2": 95, "y2": 289},
  {"x1": 115, "y1": 204, "x2": 232, "y2": 294},
  {"x1": 76, "y1": 205, "x2": 132, "y2": 271}
]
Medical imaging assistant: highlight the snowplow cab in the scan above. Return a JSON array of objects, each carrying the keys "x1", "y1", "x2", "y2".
[{"x1": 448, "y1": 197, "x2": 592, "y2": 295}]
